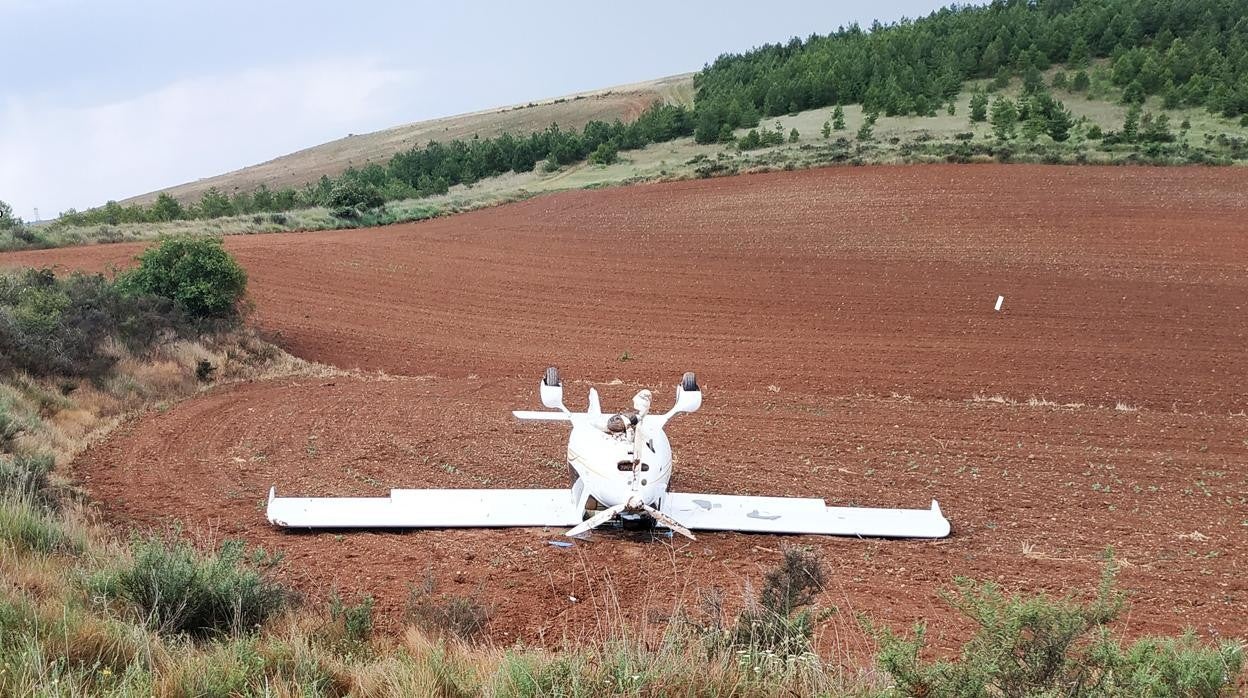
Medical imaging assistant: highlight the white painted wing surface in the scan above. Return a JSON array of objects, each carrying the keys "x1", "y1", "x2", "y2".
[
  {"x1": 662, "y1": 493, "x2": 951, "y2": 539},
  {"x1": 267, "y1": 488, "x2": 584, "y2": 529},
  {"x1": 511, "y1": 410, "x2": 574, "y2": 421}
]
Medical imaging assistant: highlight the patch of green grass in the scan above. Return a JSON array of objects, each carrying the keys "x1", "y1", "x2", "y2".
[{"x1": 0, "y1": 496, "x2": 80, "y2": 554}]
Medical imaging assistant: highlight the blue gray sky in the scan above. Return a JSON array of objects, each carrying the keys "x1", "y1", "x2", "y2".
[{"x1": 1, "y1": 1, "x2": 950, "y2": 218}]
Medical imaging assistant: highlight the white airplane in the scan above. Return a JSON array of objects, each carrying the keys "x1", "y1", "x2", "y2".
[{"x1": 266, "y1": 368, "x2": 951, "y2": 540}]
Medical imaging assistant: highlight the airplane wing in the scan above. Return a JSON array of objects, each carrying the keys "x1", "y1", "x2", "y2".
[
  {"x1": 511, "y1": 410, "x2": 574, "y2": 421},
  {"x1": 266, "y1": 487, "x2": 584, "y2": 529},
  {"x1": 661, "y1": 492, "x2": 950, "y2": 539}
]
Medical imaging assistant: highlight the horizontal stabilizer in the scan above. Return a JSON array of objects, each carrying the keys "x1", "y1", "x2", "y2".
[
  {"x1": 267, "y1": 487, "x2": 584, "y2": 529},
  {"x1": 662, "y1": 493, "x2": 950, "y2": 539},
  {"x1": 512, "y1": 410, "x2": 574, "y2": 421}
]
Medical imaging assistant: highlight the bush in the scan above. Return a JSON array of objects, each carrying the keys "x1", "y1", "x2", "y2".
[
  {"x1": 90, "y1": 535, "x2": 290, "y2": 637},
  {"x1": 869, "y1": 553, "x2": 1243, "y2": 697},
  {"x1": 328, "y1": 592, "x2": 374, "y2": 644},
  {"x1": 195, "y1": 359, "x2": 216, "y2": 383},
  {"x1": 406, "y1": 575, "x2": 491, "y2": 641},
  {"x1": 728, "y1": 546, "x2": 827, "y2": 661},
  {"x1": 588, "y1": 141, "x2": 619, "y2": 165},
  {"x1": 327, "y1": 180, "x2": 384, "y2": 219},
  {"x1": 118, "y1": 237, "x2": 247, "y2": 320},
  {"x1": 0, "y1": 269, "x2": 185, "y2": 378}
]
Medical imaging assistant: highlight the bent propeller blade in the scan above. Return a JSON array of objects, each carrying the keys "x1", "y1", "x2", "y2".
[
  {"x1": 642, "y1": 503, "x2": 696, "y2": 540},
  {"x1": 565, "y1": 504, "x2": 625, "y2": 538}
]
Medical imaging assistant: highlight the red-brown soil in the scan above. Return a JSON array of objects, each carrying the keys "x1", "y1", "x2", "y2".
[{"x1": 5, "y1": 165, "x2": 1247, "y2": 658}]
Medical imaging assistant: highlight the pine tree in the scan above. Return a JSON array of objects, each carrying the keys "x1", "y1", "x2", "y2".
[
  {"x1": 1067, "y1": 36, "x2": 1091, "y2": 68},
  {"x1": 1022, "y1": 107, "x2": 1047, "y2": 142},
  {"x1": 821, "y1": 120, "x2": 832, "y2": 139},
  {"x1": 856, "y1": 119, "x2": 874, "y2": 141},
  {"x1": 969, "y1": 90, "x2": 989, "y2": 123},
  {"x1": 990, "y1": 97, "x2": 1018, "y2": 140},
  {"x1": 1122, "y1": 104, "x2": 1142, "y2": 141},
  {"x1": 1071, "y1": 70, "x2": 1091, "y2": 92},
  {"x1": 1022, "y1": 65, "x2": 1044, "y2": 94},
  {"x1": 789, "y1": 128, "x2": 800, "y2": 143},
  {"x1": 1122, "y1": 80, "x2": 1145, "y2": 104},
  {"x1": 1047, "y1": 103, "x2": 1074, "y2": 142},
  {"x1": 832, "y1": 105, "x2": 846, "y2": 130}
]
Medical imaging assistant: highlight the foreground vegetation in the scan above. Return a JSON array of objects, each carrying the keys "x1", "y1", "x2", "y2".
[{"x1": 0, "y1": 239, "x2": 1240, "y2": 695}]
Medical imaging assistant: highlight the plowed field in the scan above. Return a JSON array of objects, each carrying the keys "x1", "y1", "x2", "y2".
[{"x1": 6, "y1": 165, "x2": 1247, "y2": 657}]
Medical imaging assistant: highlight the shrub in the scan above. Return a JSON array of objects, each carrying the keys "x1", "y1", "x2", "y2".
[
  {"x1": 90, "y1": 535, "x2": 290, "y2": 637},
  {"x1": 329, "y1": 591, "x2": 374, "y2": 644},
  {"x1": 327, "y1": 180, "x2": 384, "y2": 219},
  {"x1": 588, "y1": 141, "x2": 619, "y2": 165},
  {"x1": 117, "y1": 237, "x2": 247, "y2": 320},
  {"x1": 405, "y1": 575, "x2": 491, "y2": 641},
  {"x1": 728, "y1": 546, "x2": 828, "y2": 661},
  {"x1": 195, "y1": 359, "x2": 216, "y2": 382},
  {"x1": 0, "y1": 267, "x2": 187, "y2": 379},
  {"x1": 0, "y1": 269, "x2": 152, "y2": 378},
  {"x1": 869, "y1": 553, "x2": 1243, "y2": 697}
]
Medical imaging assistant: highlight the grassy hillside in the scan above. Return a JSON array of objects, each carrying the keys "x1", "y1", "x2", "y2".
[
  {"x1": 9, "y1": 66, "x2": 1245, "y2": 253},
  {"x1": 11, "y1": 0, "x2": 1242, "y2": 249},
  {"x1": 119, "y1": 74, "x2": 694, "y2": 208}
]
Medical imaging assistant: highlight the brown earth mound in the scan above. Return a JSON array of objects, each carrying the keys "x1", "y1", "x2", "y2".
[{"x1": 6, "y1": 164, "x2": 1247, "y2": 655}]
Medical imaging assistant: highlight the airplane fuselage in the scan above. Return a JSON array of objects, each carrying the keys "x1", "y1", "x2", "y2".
[{"x1": 566, "y1": 414, "x2": 674, "y2": 511}]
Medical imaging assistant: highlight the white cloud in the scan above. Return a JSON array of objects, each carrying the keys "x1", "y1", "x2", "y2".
[{"x1": 0, "y1": 56, "x2": 413, "y2": 217}]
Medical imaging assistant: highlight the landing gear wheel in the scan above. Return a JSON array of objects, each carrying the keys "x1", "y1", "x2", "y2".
[
  {"x1": 681, "y1": 372, "x2": 698, "y2": 392},
  {"x1": 544, "y1": 366, "x2": 561, "y2": 387}
]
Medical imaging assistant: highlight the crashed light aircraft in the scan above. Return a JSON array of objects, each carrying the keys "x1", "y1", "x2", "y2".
[{"x1": 267, "y1": 368, "x2": 951, "y2": 540}]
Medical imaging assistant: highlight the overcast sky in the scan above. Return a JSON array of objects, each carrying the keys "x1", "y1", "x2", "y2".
[{"x1": 1, "y1": 1, "x2": 951, "y2": 218}]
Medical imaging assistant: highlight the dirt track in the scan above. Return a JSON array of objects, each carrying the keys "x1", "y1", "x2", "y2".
[{"x1": 5, "y1": 165, "x2": 1247, "y2": 656}]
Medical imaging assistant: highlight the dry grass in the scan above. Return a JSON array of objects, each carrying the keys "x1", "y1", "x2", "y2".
[
  {"x1": 968, "y1": 393, "x2": 1091, "y2": 411},
  {"x1": 120, "y1": 74, "x2": 695, "y2": 208}
]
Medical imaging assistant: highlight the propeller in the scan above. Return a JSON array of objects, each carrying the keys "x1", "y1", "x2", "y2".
[
  {"x1": 642, "y1": 503, "x2": 696, "y2": 540},
  {"x1": 564, "y1": 501, "x2": 696, "y2": 540},
  {"x1": 566, "y1": 504, "x2": 626, "y2": 537}
]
